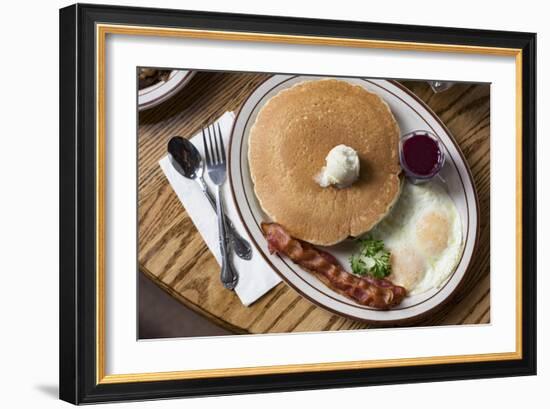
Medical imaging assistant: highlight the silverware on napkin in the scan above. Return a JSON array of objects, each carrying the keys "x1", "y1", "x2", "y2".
[{"x1": 168, "y1": 136, "x2": 253, "y2": 262}]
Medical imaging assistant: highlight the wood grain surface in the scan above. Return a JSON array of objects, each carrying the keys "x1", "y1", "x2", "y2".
[{"x1": 138, "y1": 71, "x2": 490, "y2": 334}]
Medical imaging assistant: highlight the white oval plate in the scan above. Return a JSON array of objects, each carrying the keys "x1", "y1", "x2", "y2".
[
  {"x1": 228, "y1": 75, "x2": 479, "y2": 324},
  {"x1": 138, "y1": 69, "x2": 195, "y2": 111}
]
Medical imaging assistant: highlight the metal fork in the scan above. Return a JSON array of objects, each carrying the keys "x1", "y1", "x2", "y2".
[{"x1": 202, "y1": 123, "x2": 239, "y2": 290}]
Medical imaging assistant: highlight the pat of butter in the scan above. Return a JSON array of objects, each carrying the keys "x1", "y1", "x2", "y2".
[{"x1": 316, "y1": 144, "x2": 360, "y2": 188}]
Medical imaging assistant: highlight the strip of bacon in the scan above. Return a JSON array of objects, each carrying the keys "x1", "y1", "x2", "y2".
[{"x1": 261, "y1": 223, "x2": 407, "y2": 309}]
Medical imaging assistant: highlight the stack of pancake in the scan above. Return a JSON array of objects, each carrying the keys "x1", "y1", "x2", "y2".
[{"x1": 248, "y1": 79, "x2": 402, "y2": 246}]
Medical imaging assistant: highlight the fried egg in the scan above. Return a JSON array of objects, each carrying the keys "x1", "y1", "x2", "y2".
[{"x1": 370, "y1": 180, "x2": 463, "y2": 295}]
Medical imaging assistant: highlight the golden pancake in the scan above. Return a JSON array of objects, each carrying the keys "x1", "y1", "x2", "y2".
[{"x1": 248, "y1": 79, "x2": 402, "y2": 246}]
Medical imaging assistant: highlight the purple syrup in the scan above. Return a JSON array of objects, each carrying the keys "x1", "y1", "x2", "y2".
[{"x1": 401, "y1": 133, "x2": 442, "y2": 176}]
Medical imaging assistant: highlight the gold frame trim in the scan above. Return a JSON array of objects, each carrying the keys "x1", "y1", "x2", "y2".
[{"x1": 95, "y1": 23, "x2": 523, "y2": 385}]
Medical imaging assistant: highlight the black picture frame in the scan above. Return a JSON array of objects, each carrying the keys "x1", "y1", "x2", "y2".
[{"x1": 59, "y1": 3, "x2": 536, "y2": 405}]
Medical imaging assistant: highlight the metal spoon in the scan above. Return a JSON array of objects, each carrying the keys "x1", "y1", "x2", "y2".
[{"x1": 168, "y1": 136, "x2": 253, "y2": 260}]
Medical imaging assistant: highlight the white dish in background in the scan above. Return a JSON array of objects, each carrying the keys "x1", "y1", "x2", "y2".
[
  {"x1": 138, "y1": 69, "x2": 195, "y2": 111},
  {"x1": 228, "y1": 75, "x2": 479, "y2": 324}
]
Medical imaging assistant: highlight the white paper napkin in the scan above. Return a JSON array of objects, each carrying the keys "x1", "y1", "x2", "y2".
[{"x1": 159, "y1": 112, "x2": 281, "y2": 306}]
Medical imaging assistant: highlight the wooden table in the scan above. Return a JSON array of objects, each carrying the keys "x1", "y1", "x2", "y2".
[{"x1": 138, "y1": 72, "x2": 490, "y2": 334}]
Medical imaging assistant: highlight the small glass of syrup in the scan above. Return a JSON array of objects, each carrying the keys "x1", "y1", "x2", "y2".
[{"x1": 399, "y1": 130, "x2": 445, "y2": 184}]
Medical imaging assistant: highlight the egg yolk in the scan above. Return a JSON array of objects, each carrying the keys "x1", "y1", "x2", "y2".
[
  {"x1": 389, "y1": 247, "x2": 426, "y2": 291},
  {"x1": 416, "y1": 211, "x2": 451, "y2": 256}
]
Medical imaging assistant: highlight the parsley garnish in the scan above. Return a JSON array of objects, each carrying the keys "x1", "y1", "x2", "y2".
[{"x1": 350, "y1": 236, "x2": 391, "y2": 279}]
